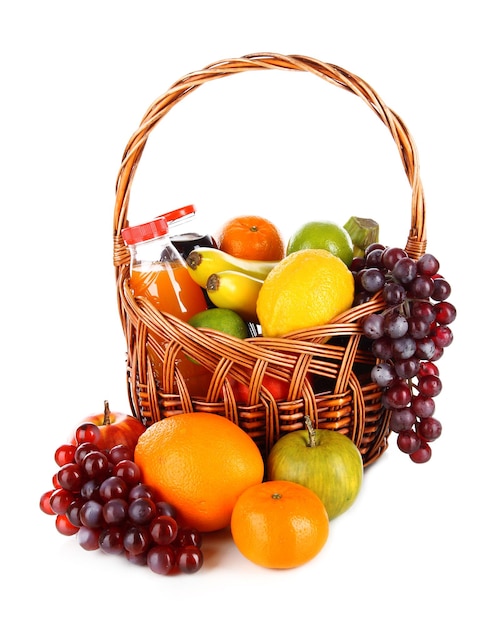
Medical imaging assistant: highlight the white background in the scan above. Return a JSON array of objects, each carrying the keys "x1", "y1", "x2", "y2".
[{"x1": 2, "y1": 2, "x2": 480, "y2": 624}]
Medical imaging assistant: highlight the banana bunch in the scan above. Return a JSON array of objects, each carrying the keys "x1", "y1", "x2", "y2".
[{"x1": 186, "y1": 248, "x2": 276, "y2": 322}]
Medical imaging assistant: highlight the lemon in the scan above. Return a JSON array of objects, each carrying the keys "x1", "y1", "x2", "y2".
[
  {"x1": 256, "y1": 249, "x2": 355, "y2": 337},
  {"x1": 286, "y1": 221, "x2": 354, "y2": 266},
  {"x1": 188, "y1": 307, "x2": 249, "y2": 339}
]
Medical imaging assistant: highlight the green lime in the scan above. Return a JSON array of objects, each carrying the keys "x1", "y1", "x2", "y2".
[
  {"x1": 188, "y1": 308, "x2": 249, "y2": 339},
  {"x1": 286, "y1": 221, "x2": 354, "y2": 266}
]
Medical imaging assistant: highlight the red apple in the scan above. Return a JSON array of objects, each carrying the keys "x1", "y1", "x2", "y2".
[{"x1": 71, "y1": 400, "x2": 146, "y2": 454}]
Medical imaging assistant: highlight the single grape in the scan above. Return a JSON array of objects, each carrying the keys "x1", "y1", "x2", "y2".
[
  {"x1": 391, "y1": 336, "x2": 417, "y2": 360},
  {"x1": 383, "y1": 311, "x2": 408, "y2": 339},
  {"x1": 123, "y1": 525, "x2": 152, "y2": 555},
  {"x1": 54, "y1": 444, "x2": 77, "y2": 467},
  {"x1": 383, "y1": 282, "x2": 406, "y2": 305},
  {"x1": 103, "y1": 498, "x2": 128, "y2": 525},
  {"x1": 360, "y1": 267, "x2": 385, "y2": 292},
  {"x1": 149, "y1": 515, "x2": 179, "y2": 545},
  {"x1": 397, "y1": 430, "x2": 421, "y2": 454},
  {"x1": 411, "y1": 394, "x2": 436, "y2": 418},
  {"x1": 383, "y1": 380, "x2": 412, "y2": 409},
  {"x1": 433, "y1": 301, "x2": 456, "y2": 325},
  {"x1": 407, "y1": 275, "x2": 434, "y2": 299},
  {"x1": 418, "y1": 361, "x2": 439, "y2": 377},
  {"x1": 147, "y1": 545, "x2": 176, "y2": 575},
  {"x1": 55, "y1": 514, "x2": 79, "y2": 536},
  {"x1": 50, "y1": 488, "x2": 75, "y2": 516},
  {"x1": 79, "y1": 499, "x2": 105, "y2": 529},
  {"x1": 66, "y1": 497, "x2": 86, "y2": 527},
  {"x1": 432, "y1": 278, "x2": 451, "y2": 301},
  {"x1": 418, "y1": 374, "x2": 442, "y2": 397},
  {"x1": 75, "y1": 423, "x2": 102, "y2": 446},
  {"x1": 381, "y1": 246, "x2": 407, "y2": 270},
  {"x1": 416, "y1": 253, "x2": 440, "y2": 276},
  {"x1": 416, "y1": 417, "x2": 442, "y2": 442},
  {"x1": 362, "y1": 313, "x2": 385, "y2": 339},
  {"x1": 113, "y1": 460, "x2": 142, "y2": 485},
  {"x1": 99, "y1": 476, "x2": 129, "y2": 502},
  {"x1": 99, "y1": 527, "x2": 125, "y2": 555},
  {"x1": 389, "y1": 407, "x2": 417, "y2": 433},
  {"x1": 410, "y1": 300, "x2": 436, "y2": 324},
  {"x1": 82, "y1": 450, "x2": 109, "y2": 479},
  {"x1": 371, "y1": 362, "x2": 396, "y2": 387},
  {"x1": 56, "y1": 463, "x2": 84, "y2": 493},
  {"x1": 392, "y1": 257, "x2": 417, "y2": 284},
  {"x1": 365, "y1": 248, "x2": 385, "y2": 269},
  {"x1": 128, "y1": 497, "x2": 157, "y2": 525},
  {"x1": 431, "y1": 325, "x2": 453, "y2": 348},
  {"x1": 176, "y1": 545, "x2": 203, "y2": 574},
  {"x1": 39, "y1": 490, "x2": 56, "y2": 515},
  {"x1": 108, "y1": 444, "x2": 132, "y2": 464},
  {"x1": 77, "y1": 526, "x2": 101, "y2": 551},
  {"x1": 409, "y1": 441, "x2": 432, "y2": 463}
]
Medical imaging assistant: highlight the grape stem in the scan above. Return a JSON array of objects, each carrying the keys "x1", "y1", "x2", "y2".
[
  {"x1": 103, "y1": 400, "x2": 111, "y2": 426},
  {"x1": 304, "y1": 415, "x2": 317, "y2": 448}
]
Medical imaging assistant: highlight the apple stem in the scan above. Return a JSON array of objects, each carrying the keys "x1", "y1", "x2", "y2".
[
  {"x1": 103, "y1": 400, "x2": 111, "y2": 426},
  {"x1": 304, "y1": 415, "x2": 317, "y2": 447}
]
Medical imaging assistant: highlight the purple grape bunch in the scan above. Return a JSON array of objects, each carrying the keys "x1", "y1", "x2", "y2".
[{"x1": 351, "y1": 243, "x2": 456, "y2": 463}]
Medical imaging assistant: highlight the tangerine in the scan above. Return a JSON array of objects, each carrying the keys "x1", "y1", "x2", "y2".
[
  {"x1": 134, "y1": 412, "x2": 264, "y2": 532},
  {"x1": 231, "y1": 480, "x2": 329, "y2": 569},
  {"x1": 217, "y1": 215, "x2": 285, "y2": 261}
]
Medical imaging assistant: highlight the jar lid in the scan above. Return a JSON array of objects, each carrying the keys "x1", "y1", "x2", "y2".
[
  {"x1": 159, "y1": 204, "x2": 196, "y2": 226},
  {"x1": 121, "y1": 216, "x2": 169, "y2": 245}
]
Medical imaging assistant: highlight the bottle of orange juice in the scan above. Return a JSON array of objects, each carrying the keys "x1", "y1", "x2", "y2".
[{"x1": 122, "y1": 215, "x2": 211, "y2": 396}]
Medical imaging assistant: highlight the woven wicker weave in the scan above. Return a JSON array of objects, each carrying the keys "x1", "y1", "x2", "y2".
[{"x1": 112, "y1": 53, "x2": 427, "y2": 466}]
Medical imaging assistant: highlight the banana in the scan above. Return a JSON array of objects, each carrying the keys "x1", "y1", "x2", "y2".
[
  {"x1": 186, "y1": 247, "x2": 278, "y2": 288},
  {"x1": 205, "y1": 271, "x2": 263, "y2": 323}
]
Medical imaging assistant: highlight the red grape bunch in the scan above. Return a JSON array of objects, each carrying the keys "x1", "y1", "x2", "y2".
[
  {"x1": 351, "y1": 243, "x2": 456, "y2": 463},
  {"x1": 39, "y1": 423, "x2": 204, "y2": 575}
]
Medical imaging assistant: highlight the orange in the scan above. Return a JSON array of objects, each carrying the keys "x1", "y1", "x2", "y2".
[
  {"x1": 217, "y1": 215, "x2": 285, "y2": 261},
  {"x1": 134, "y1": 412, "x2": 264, "y2": 532},
  {"x1": 231, "y1": 480, "x2": 329, "y2": 569},
  {"x1": 256, "y1": 248, "x2": 355, "y2": 337}
]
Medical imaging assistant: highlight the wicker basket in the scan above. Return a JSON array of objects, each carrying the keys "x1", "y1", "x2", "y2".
[{"x1": 113, "y1": 53, "x2": 427, "y2": 466}]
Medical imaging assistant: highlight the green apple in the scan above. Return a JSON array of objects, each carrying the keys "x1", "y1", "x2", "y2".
[{"x1": 267, "y1": 416, "x2": 363, "y2": 519}]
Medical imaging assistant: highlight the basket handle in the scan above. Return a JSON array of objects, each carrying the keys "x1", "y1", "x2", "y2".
[{"x1": 113, "y1": 52, "x2": 427, "y2": 271}]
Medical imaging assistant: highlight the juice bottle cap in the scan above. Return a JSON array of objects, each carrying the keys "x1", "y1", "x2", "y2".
[
  {"x1": 121, "y1": 216, "x2": 169, "y2": 245},
  {"x1": 159, "y1": 204, "x2": 196, "y2": 227}
]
